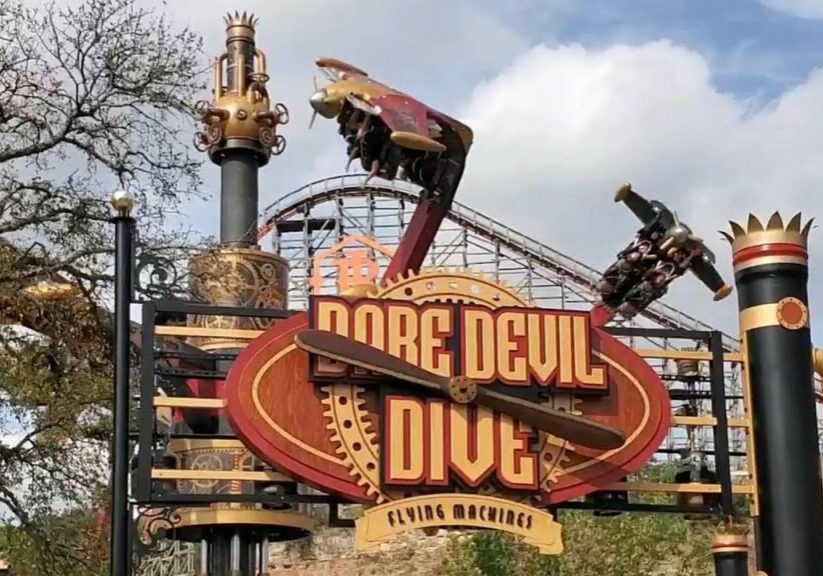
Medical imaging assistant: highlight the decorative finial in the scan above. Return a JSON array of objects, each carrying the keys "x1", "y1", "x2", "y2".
[
  {"x1": 111, "y1": 190, "x2": 134, "y2": 216},
  {"x1": 194, "y1": 14, "x2": 288, "y2": 165},
  {"x1": 224, "y1": 11, "x2": 258, "y2": 38},
  {"x1": 723, "y1": 212, "x2": 813, "y2": 272}
]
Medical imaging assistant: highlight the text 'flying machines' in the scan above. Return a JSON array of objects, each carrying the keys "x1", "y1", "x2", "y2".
[
  {"x1": 308, "y1": 57, "x2": 473, "y2": 206},
  {"x1": 596, "y1": 184, "x2": 732, "y2": 319}
]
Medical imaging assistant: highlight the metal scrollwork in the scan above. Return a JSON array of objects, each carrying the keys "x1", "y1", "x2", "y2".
[
  {"x1": 133, "y1": 505, "x2": 183, "y2": 557},
  {"x1": 194, "y1": 124, "x2": 224, "y2": 152},
  {"x1": 134, "y1": 249, "x2": 188, "y2": 301},
  {"x1": 259, "y1": 125, "x2": 276, "y2": 149}
]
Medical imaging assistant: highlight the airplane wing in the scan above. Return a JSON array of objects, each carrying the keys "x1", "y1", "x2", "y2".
[
  {"x1": 316, "y1": 57, "x2": 369, "y2": 79},
  {"x1": 366, "y1": 93, "x2": 448, "y2": 153},
  {"x1": 690, "y1": 256, "x2": 732, "y2": 301},
  {"x1": 614, "y1": 184, "x2": 658, "y2": 224}
]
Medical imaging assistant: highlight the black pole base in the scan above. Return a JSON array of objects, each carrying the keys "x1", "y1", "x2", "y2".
[{"x1": 712, "y1": 534, "x2": 749, "y2": 576}]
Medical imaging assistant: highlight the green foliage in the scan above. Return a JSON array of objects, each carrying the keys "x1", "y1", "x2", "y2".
[
  {"x1": 0, "y1": 504, "x2": 108, "y2": 576},
  {"x1": 442, "y1": 511, "x2": 714, "y2": 576},
  {"x1": 0, "y1": 0, "x2": 205, "y2": 573}
]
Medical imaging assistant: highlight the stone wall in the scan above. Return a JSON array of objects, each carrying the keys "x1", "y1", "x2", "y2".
[
  {"x1": 267, "y1": 524, "x2": 759, "y2": 575},
  {"x1": 268, "y1": 528, "x2": 455, "y2": 576}
]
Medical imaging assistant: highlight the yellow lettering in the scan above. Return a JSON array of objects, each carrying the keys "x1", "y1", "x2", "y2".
[
  {"x1": 449, "y1": 404, "x2": 495, "y2": 486},
  {"x1": 427, "y1": 401, "x2": 447, "y2": 484},
  {"x1": 419, "y1": 308, "x2": 452, "y2": 377},
  {"x1": 496, "y1": 312, "x2": 527, "y2": 383},
  {"x1": 557, "y1": 315, "x2": 574, "y2": 387},
  {"x1": 528, "y1": 313, "x2": 557, "y2": 384},
  {"x1": 498, "y1": 416, "x2": 537, "y2": 489},
  {"x1": 316, "y1": 300, "x2": 350, "y2": 336},
  {"x1": 386, "y1": 398, "x2": 424, "y2": 483},
  {"x1": 572, "y1": 316, "x2": 606, "y2": 389},
  {"x1": 353, "y1": 302, "x2": 385, "y2": 348},
  {"x1": 387, "y1": 304, "x2": 419, "y2": 365},
  {"x1": 463, "y1": 309, "x2": 494, "y2": 381}
]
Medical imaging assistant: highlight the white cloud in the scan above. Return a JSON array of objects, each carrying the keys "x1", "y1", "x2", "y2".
[
  {"x1": 454, "y1": 40, "x2": 823, "y2": 336},
  {"x1": 760, "y1": 0, "x2": 823, "y2": 19},
  {"x1": 133, "y1": 0, "x2": 536, "y2": 233},
  {"x1": 129, "y1": 2, "x2": 823, "y2": 337}
]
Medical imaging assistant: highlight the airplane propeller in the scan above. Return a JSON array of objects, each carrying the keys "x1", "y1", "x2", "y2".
[
  {"x1": 294, "y1": 329, "x2": 626, "y2": 451},
  {"x1": 309, "y1": 76, "x2": 320, "y2": 128}
]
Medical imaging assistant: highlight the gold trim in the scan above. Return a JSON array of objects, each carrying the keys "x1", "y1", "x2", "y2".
[
  {"x1": 739, "y1": 303, "x2": 780, "y2": 332},
  {"x1": 776, "y1": 297, "x2": 808, "y2": 330},
  {"x1": 725, "y1": 212, "x2": 812, "y2": 253},
  {"x1": 200, "y1": 341, "x2": 250, "y2": 351},
  {"x1": 607, "y1": 482, "x2": 753, "y2": 494},
  {"x1": 151, "y1": 469, "x2": 292, "y2": 482},
  {"x1": 389, "y1": 130, "x2": 447, "y2": 152},
  {"x1": 167, "y1": 439, "x2": 249, "y2": 452},
  {"x1": 814, "y1": 348, "x2": 823, "y2": 377},
  {"x1": 740, "y1": 338, "x2": 760, "y2": 516},
  {"x1": 156, "y1": 326, "x2": 263, "y2": 339},
  {"x1": 614, "y1": 183, "x2": 632, "y2": 202},
  {"x1": 671, "y1": 416, "x2": 749, "y2": 428},
  {"x1": 188, "y1": 246, "x2": 289, "y2": 270},
  {"x1": 175, "y1": 508, "x2": 316, "y2": 531},
  {"x1": 633, "y1": 349, "x2": 742, "y2": 362},
  {"x1": 712, "y1": 545, "x2": 748, "y2": 554},
  {"x1": 252, "y1": 342, "x2": 346, "y2": 466},
  {"x1": 711, "y1": 533, "x2": 748, "y2": 548},
  {"x1": 561, "y1": 351, "x2": 649, "y2": 475},
  {"x1": 356, "y1": 494, "x2": 562, "y2": 555},
  {"x1": 154, "y1": 397, "x2": 226, "y2": 409}
]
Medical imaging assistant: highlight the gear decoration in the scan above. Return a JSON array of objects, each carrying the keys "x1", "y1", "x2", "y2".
[
  {"x1": 134, "y1": 506, "x2": 183, "y2": 556},
  {"x1": 320, "y1": 382, "x2": 384, "y2": 502},
  {"x1": 319, "y1": 268, "x2": 580, "y2": 502},
  {"x1": 449, "y1": 376, "x2": 478, "y2": 404},
  {"x1": 539, "y1": 393, "x2": 585, "y2": 487},
  {"x1": 187, "y1": 248, "x2": 289, "y2": 348}
]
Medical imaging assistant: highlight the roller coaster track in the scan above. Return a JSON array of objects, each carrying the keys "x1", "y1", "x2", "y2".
[{"x1": 259, "y1": 174, "x2": 739, "y2": 351}]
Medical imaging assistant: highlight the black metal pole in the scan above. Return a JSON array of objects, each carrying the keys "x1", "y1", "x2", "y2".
[
  {"x1": 727, "y1": 214, "x2": 823, "y2": 576},
  {"x1": 711, "y1": 534, "x2": 749, "y2": 576},
  {"x1": 220, "y1": 150, "x2": 259, "y2": 247},
  {"x1": 111, "y1": 191, "x2": 134, "y2": 576},
  {"x1": 708, "y1": 331, "x2": 734, "y2": 518}
]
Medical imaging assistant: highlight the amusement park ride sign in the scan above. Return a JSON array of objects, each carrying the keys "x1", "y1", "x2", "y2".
[{"x1": 225, "y1": 266, "x2": 671, "y2": 554}]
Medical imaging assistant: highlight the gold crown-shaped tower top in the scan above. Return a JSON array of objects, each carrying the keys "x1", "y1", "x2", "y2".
[
  {"x1": 224, "y1": 11, "x2": 257, "y2": 39},
  {"x1": 722, "y1": 212, "x2": 813, "y2": 254}
]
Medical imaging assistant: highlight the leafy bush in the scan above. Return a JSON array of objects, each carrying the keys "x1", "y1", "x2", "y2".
[{"x1": 442, "y1": 511, "x2": 714, "y2": 576}]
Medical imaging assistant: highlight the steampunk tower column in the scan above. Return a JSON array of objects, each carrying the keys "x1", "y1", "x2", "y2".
[
  {"x1": 172, "y1": 12, "x2": 296, "y2": 576},
  {"x1": 725, "y1": 213, "x2": 823, "y2": 576}
]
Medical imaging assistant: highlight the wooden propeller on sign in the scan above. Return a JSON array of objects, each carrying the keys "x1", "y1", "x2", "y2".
[{"x1": 294, "y1": 329, "x2": 626, "y2": 451}]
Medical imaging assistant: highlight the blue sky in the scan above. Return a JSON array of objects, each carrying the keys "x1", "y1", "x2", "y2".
[{"x1": 142, "y1": 0, "x2": 823, "y2": 337}]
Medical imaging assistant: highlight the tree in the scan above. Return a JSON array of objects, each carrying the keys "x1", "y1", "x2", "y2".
[
  {"x1": 0, "y1": 0, "x2": 205, "y2": 573},
  {"x1": 442, "y1": 512, "x2": 714, "y2": 576}
]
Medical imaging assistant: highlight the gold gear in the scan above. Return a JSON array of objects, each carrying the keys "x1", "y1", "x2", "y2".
[
  {"x1": 540, "y1": 393, "x2": 584, "y2": 487},
  {"x1": 320, "y1": 268, "x2": 578, "y2": 502},
  {"x1": 320, "y1": 383, "x2": 385, "y2": 502},
  {"x1": 448, "y1": 376, "x2": 478, "y2": 404},
  {"x1": 375, "y1": 267, "x2": 527, "y2": 307}
]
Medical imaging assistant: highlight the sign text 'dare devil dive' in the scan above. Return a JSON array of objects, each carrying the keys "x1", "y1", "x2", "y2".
[
  {"x1": 309, "y1": 296, "x2": 608, "y2": 390},
  {"x1": 308, "y1": 296, "x2": 613, "y2": 492}
]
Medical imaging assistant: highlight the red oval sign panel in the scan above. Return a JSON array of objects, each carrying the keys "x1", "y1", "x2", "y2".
[{"x1": 224, "y1": 292, "x2": 670, "y2": 506}]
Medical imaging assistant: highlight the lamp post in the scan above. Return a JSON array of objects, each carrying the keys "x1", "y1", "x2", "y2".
[{"x1": 111, "y1": 190, "x2": 135, "y2": 576}]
